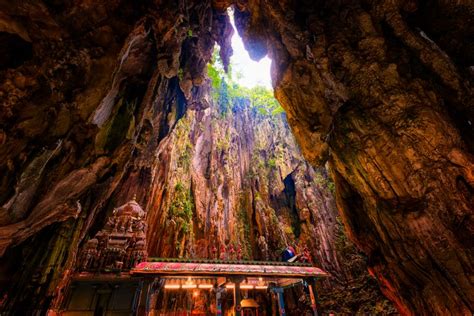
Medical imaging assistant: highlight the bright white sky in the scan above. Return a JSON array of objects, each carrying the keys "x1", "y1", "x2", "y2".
[{"x1": 228, "y1": 10, "x2": 273, "y2": 89}]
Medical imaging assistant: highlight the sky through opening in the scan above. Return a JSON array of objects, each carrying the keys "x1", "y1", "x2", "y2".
[{"x1": 228, "y1": 9, "x2": 272, "y2": 89}]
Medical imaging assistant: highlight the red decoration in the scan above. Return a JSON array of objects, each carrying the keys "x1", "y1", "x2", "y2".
[
  {"x1": 211, "y1": 245, "x2": 218, "y2": 259},
  {"x1": 219, "y1": 244, "x2": 226, "y2": 260},
  {"x1": 237, "y1": 244, "x2": 242, "y2": 260},
  {"x1": 228, "y1": 244, "x2": 235, "y2": 260}
]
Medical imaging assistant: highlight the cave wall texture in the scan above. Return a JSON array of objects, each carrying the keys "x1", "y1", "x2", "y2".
[
  {"x1": 230, "y1": 1, "x2": 474, "y2": 315},
  {"x1": 143, "y1": 92, "x2": 396, "y2": 314},
  {"x1": 0, "y1": 0, "x2": 472, "y2": 315}
]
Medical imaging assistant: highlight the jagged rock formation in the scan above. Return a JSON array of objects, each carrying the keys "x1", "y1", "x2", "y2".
[
  {"x1": 0, "y1": 0, "x2": 472, "y2": 315},
  {"x1": 0, "y1": 1, "x2": 233, "y2": 312},
  {"x1": 231, "y1": 1, "x2": 474, "y2": 315},
  {"x1": 231, "y1": 1, "x2": 474, "y2": 314},
  {"x1": 144, "y1": 92, "x2": 396, "y2": 313}
]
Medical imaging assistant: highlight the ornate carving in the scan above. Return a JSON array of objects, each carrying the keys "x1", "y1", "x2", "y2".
[
  {"x1": 219, "y1": 243, "x2": 226, "y2": 260},
  {"x1": 228, "y1": 244, "x2": 235, "y2": 260},
  {"x1": 211, "y1": 244, "x2": 218, "y2": 260},
  {"x1": 77, "y1": 196, "x2": 148, "y2": 272}
]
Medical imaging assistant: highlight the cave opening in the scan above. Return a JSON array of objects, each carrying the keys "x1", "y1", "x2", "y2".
[
  {"x1": 227, "y1": 8, "x2": 273, "y2": 89},
  {"x1": 0, "y1": 1, "x2": 472, "y2": 315},
  {"x1": 207, "y1": 7, "x2": 282, "y2": 119}
]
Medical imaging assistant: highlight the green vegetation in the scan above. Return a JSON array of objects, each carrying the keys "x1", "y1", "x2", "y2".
[
  {"x1": 313, "y1": 172, "x2": 336, "y2": 194},
  {"x1": 207, "y1": 46, "x2": 285, "y2": 117},
  {"x1": 284, "y1": 225, "x2": 294, "y2": 235},
  {"x1": 174, "y1": 117, "x2": 193, "y2": 169},
  {"x1": 327, "y1": 180, "x2": 336, "y2": 194},
  {"x1": 178, "y1": 143, "x2": 193, "y2": 169},
  {"x1": 169, "y1": 182, "x2": 194, "y2": 235},
  {"x1": 237, "y1": 207, "x2": 252, "y2": 260},
  {"x1": 267, "y1": 157, "x2": 277, "y2": 168}
]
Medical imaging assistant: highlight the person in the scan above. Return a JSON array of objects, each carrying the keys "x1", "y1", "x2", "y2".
[
  {"x1": 281, "y1": 246, "x2": 298, "y2": 262},
  {"x1": 300, "y1": 246, "x2": 312, "y2": 263}
]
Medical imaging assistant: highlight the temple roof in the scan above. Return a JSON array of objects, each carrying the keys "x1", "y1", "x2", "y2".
[
  {"x1": 114, "y1": 196, "x2": 145, "y2": 219},
  {"x1": 131, "y1": 258, "x2": 329, "y2": 278},
  {"x1": 143, "y1": 257, "x2": 314, "y2": 266}
]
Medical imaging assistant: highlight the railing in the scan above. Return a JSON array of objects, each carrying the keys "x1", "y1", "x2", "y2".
[{"x1": 147, "y1": 257, "x2": 313, "y2": 267}]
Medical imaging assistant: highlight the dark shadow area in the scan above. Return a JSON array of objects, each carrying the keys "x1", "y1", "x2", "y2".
[{"x1": 0, "y1": 33, "x2": 33, "y2": 70}]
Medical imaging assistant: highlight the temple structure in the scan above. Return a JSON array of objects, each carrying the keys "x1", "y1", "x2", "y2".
[
  {"x1": 55, "y1": 197, "x2": 328, "y2": 315},
  {"x1": 77, "y1": 196, "x2": 148, "y2": 273},
  {"x1": 56, "y1": 197, "x2": 149, "y2": 315},
  {"x1": 131, "y1": 258, "x2": 328, "y2": 315}
]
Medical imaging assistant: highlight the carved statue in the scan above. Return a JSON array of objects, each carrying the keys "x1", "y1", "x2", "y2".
[
  {"x1": 301, "y1": 246, "x2": 312, "y2": 264},
  {"x1": 228, "y1": 244, "x2": 235, "y2": 260},
  {"x1": 236, "y1": 244, "x2": 243, "y2": 260},
  {"x1": 219, "y1": 243, "x2": 226, "y2": 260},
  {"x1": 211, "y1": 244, "x2": 218, "y2": 259}
]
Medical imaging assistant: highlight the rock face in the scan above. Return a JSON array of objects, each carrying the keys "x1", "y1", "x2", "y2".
[
  {"x1": 0, "y1": 0, "x2": 472, "y2": 315},
  {"x1": 144, "y1": 93, "x2": 396, "y2": 314},
  {"x1": 233, "y1": 1, "x2": 474, "y2": 315},
  {"x1": 0, "y1": 1, "x2": 232, "y2": 312}
]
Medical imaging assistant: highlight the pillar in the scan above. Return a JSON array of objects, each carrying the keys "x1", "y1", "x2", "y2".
[
  {"x1": 234, "y1": 281, "x2": 242, "y2": 316},
  {"x1": 272, "y1": 287, "x2": 286, "y2": 316},
  {"x1": 147, "y1": 278, "x2": 162, "y2": 316},
  {"x1": 229, "y1": 277, "x2": 244, "y2": 316},
  {"x1": 307, "y1": 278, "x2": 319, "y2": 316},
  {"x1": 135, "y1": 278, "x2": 153, "y2": 316},
  {"x1": 215, "y1": 286, "x2": 225, "y2": 316}
]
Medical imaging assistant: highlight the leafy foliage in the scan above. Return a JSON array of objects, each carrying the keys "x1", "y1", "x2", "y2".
[
  {"x1": 169, "y1": 182, "x2": 194, "y2": 235},
  {"x1": 237, "y1": 206, "x2": 252, "y2": 260},
  {"x1": 178, "y1": 143, "x2": 192, "y2": 169},
  {"x1": 267, "y1": 157, "x2": 277, "y2": 168},
  {"x1": 313, "y1": 171, "x2": 336, "y2": 194},
  {"x1": 207, "y1": 46, "x2": 285, "y2": 117}
]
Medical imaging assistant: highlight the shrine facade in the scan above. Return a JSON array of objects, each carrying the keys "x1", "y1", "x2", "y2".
[{"x1": 52, "y1": 197, "x2": 328, "y2": 316}]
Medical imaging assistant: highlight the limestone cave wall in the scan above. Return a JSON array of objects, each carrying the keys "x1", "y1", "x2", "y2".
[
  {"x1": 231, "y1": 1, "x2": 473, "y2": 315},
  {"x1": 142, "y1": 90, "x2": 396, "y2": 313},
  {"x1": 0, "y1": 0, "x2": 472, "y2": 315},
  {"x1": 0, "y1": 0, "x2": 232, "y2": 312}
]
